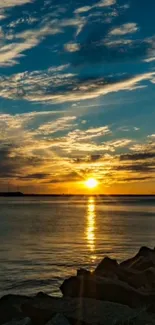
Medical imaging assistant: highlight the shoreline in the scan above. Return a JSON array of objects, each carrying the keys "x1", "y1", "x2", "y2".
[
  {"x1": 1, "y1": 193, "x2": 155, "y2": 197},
  {"x1": 1, "y1": 247, "x2": 155, "y2": 325}
]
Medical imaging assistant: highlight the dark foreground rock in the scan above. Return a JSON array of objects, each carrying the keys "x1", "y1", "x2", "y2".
[
  {"x1": 120, "y1": 246, "x2": 155, "y2": 270},
  {"x1": 46, "y1": 314, "x2": 70, "y2": 325},
  {"x1": 0, "y1": 294, "x2": 31, "y2": 325},
  {"x1": 3, "y1": 318, "x2": 31, "y2": 325},
  {"x1": 2, "y1": 247, "x2": 155, "y2": 325},
  {"x1": 61, "y1": 246, "x2": 155, "y2": 308},
  {"x1": 2, "y1": 294, "x2": 155, "y2": 325}
]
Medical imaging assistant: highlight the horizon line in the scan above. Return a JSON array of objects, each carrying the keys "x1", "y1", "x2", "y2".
[{"x1": 0, "y1": 192, "x2": 155, "y2": 197}]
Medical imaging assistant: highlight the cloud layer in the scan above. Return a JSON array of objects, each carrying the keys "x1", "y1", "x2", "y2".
[{"x1": 0, "y1": 0, "x2": 155, "y2": 193}]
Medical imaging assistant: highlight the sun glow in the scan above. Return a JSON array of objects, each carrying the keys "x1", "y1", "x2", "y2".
[{"x1": 85, "y1": 178, "x2": 98, "y2": 189}]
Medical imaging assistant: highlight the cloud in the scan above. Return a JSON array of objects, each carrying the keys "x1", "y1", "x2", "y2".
[
  {"x1": 74, "y1": 6, "x2": 92, "y2": 14},
  {"x1": 120, "y1": 152, "x2": 155, "y2": 161},
  {"x1": 0, "y1": 68, "x2": 154, "y2": 104},
  {"x1": 97, "y1": 0, "x2": 116, "y2": 7},
  {"x1": 64, "y1": 43, "x2": 80, "y2": 52},
  {"x1": 67, "y1": 126, "x2": 111, "y2": 142},
  {"x1": 48, "y1": 64, "x2": 70, "y2": 72},
  {"x1": 76, "y1": 35, "x2": 152, "y2": 66},
  {"x1": 0, "y1": 19, "x2": 62, "y2": 66},
  {"x1": 148, "y1": 134, "x2": 155, "y2": 139},
  {"x1": 109, "y1": 23, "x2": 138, "y2": 36},
  {"x1": 37, "y1": 116, "x2": 77, "y2": 135},
  {"x1": 0, "y1": 12, "x2": 6, "y2": 20},
  {"x1": 144, "y1": 57, "x2": 155, "y2": 63},
  {"x1": 74, "y1": 0, "x2": 116, "y2": 14},
  {"x1": 59, "y1": 16, "x2": 86, "y2": 36},
  {"x1": 0, "y1": 0, "x2": 33, "y2": 9},
  {"x1": 8, "y1": 16, "x2": 39, "y2": 28},
  {"x1": 0, "y1": 110, "x2": 155, "y2": 188}
]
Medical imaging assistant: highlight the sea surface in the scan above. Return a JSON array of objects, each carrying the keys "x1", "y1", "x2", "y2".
[{"x1": 0, "y1": 195, "x2": 155, "y2": 297}]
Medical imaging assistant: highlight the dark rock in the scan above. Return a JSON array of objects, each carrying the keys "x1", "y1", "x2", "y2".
[
  {"x1": 23, "y1": 298, "x2": 155, "y2": 325},
  {"x1": 46, "y1": 314, "x2": 71, "y2": 325},
  {"x1": 77, "y1": 269, "x2": 91, "y2": 277},
  {"x1": 106, "y1": 266, "x2": 155, "y2": 291},
  {"x1": 0, "y1": 294, "x2": 31, "y2": 325},
  {"x1": 35, "y1": 292, "x2": 49, "y2": 298},
  {"x1": 3, "y1": 318, "x2": 31, "y2": 325},
  {"x1": 60, "y1": 275, "x2": 153, "y2": 308},
  {"x1": 1, "y1": 293, "x2": 155, "y2": 325},
  {"x1": 21, "y1": 303, "x2": 54, "y2": 325},
  {"x1": 120, "y1": 247, "x2": 155, "y2": 270},
  {"x1": 94, "y1": 257, "x2": 118, "y2": 275}
]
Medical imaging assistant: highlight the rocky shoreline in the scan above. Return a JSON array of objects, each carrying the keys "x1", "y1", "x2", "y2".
[{"x1": 2, "y1": 247, "x2": 155, "y2": 325}]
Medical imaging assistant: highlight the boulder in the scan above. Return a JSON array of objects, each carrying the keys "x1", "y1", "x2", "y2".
[
  {"x1": 0, "y1": 295, "x2": 31, "y2": 325},
  {"x1": 108, "y1": 266, "x2": 154, "y2": 291},
  {"x1": 93, "y1": 253, "x2": 155, "y2": 291},
  {"x1": 60, "y1": 274, "x2": 153, "y2": 308},
  {"x1": 2, "y1": 318, "x2": 31, "y2": 325},
  {"x1": 77, "y1": 269, "x2": 91, "y2": 277},
  {"x1": 94, "y1": 257, "x2": 118, "y2": 275},
  {"x1": 120, "y1": 247, "x2": 155, "y2": 270},
  {"x1": 18, "y1": 297, "x2": 155, "y2": 325},
  {"x1": 46, "y1": 314, "x2": 70, "y2": 325},
  {"x1": 21, "y1": 303, "x2": 54, "y2": 325}
]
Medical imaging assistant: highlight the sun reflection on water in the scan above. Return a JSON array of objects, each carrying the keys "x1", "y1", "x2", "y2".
[{"x1": 86, "y1": 197, "x2": 96, "y2": 261}]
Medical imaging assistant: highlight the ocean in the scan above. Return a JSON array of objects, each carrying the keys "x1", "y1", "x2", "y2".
[{"x1": 0, "y1": 195, "x2": 155, "y2": 297}]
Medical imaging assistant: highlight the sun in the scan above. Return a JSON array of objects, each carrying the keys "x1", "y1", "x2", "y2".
[{"x1": 85, "y1": 178, "x2": 98, "y2": 189}]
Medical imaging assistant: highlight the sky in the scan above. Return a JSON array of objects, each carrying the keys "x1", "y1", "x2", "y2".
[{"x1": 0, "y1": 0, "x2": 155, "y2": 194}]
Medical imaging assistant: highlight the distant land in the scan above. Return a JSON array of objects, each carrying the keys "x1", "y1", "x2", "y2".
[
  {"x1": 0, "y1": 192, "x2": 155, "y2": 197},
  {"x1": 0, "y1": 192, "x2": 24, "y2": 197}
]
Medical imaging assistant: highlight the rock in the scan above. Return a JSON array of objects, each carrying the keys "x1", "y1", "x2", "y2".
[
  {"x1": 109, "y1": 266, "x2": 154, "y2": 291},
  {"x1": 120, "y1": 247, "x2": 155, "y2": 269},
  {"x1": 21, "y1": 303, "x2": 54, "y2": 325},
  {"x1": 61, "y1": 275, "x2": 146, "y2": 308},
  {"x1": 1, "y1": 293, "x2": 155, "y2": 325},
  {"x1": 77, "y1": 269, "x2": 91, "y2": 277},
  {"x1": 46, "y1": 314, "x2": 70, "y2": 325},
  {"x1": 94, "y1": 257, "x2": 118, "y2": 275},
  {"x1": 0, "y1": 295, "x2": 31, "y2": 325},
  {"x1": 60, "y1": 273, "x2": 155, "y2": 308},
  {"x1": 2, "y1": 318, "x2": 31, "y2": 325},
  {"x1": 27, "y1": 298, "x2": 155, "y2": 325},
  {"x1": 35, "y1": 292, "x2": 50, "y2": 299},
  {"x1": 17, "y1": 296, "x2": 155, "y2": 325},
  {"x1": 93, "y1": 253, "x2": 155, "y2": 292}
]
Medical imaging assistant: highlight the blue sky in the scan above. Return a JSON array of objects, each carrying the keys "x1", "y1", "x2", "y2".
[{"x1": 0, "y1": 0, "x2": 155, "y2": 193}]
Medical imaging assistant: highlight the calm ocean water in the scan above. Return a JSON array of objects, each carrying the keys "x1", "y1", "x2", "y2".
[{"x1": 0, "y1": 196, "x2": 155, "y2": 297}]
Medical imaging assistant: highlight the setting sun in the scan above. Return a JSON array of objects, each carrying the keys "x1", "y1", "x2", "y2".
[{"x1": 85, "y1": 178, "x2": 98, "y2": 189}]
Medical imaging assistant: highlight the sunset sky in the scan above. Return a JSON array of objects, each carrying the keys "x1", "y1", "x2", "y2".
[{"x1": 0, "y1": 0, "x2": 155, "y2": 194}]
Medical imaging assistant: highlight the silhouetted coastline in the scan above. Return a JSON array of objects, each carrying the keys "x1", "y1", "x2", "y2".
[
  {"x1": 0, "y1": 192, "x2": 24, "y2": 197},
  {"x1": 0, "y1": 192, "x2": 155, "y2": 197}
]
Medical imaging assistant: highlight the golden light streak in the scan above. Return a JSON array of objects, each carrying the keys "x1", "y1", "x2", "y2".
[{"x1": 86, "y1": 197, "x2": 96, "y2": 261}]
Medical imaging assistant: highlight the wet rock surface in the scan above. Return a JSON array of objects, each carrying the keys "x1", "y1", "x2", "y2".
[{"x1": 2, "y1": 247, "x2": 155, "y2": 325}]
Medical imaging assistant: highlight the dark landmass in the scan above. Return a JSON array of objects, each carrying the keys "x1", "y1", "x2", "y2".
[
  {"x1": 2, "y1": 247, "x2": 155, "y2": 325},
  {"x1": 0, "y1": 192, "x2": 155, "y2": 197},
  {"x1": 0, "y1": 192, "x2": 24, "y2": 197}
]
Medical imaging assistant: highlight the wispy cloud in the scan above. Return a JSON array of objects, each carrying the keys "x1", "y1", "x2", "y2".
[
  {"x1": 0, "y1": 70, "x2": 154, "y2": 104},
  {"x1": 74, "y1": 0, "x2": 116, "y2": 14},
  {"x1": 0, "y1": 23, "x2": 62, "y2": 66},
  {"x1": 109, "y1": 23, "x2": 139, "y2": 36},
  {"x1": 0, "y1": 0, "x2": 33, "y2": 9}
]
